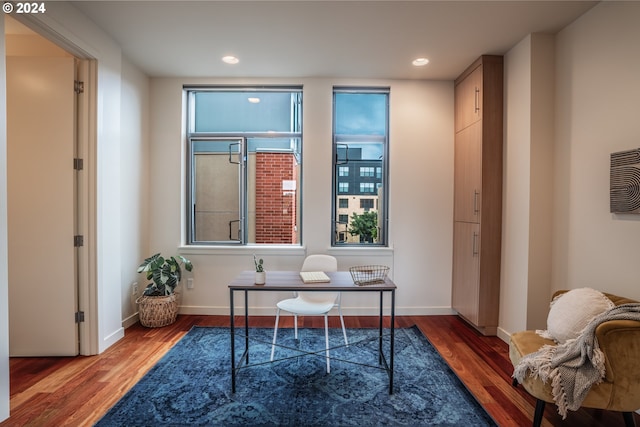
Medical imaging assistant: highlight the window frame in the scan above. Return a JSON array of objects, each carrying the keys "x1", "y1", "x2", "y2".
[
  {"x1": 184, "y1": 85, "x2": 303, "y2": 246},
  {"x1": 331, "y1": 87, "x2": 390, "y2": 247}
]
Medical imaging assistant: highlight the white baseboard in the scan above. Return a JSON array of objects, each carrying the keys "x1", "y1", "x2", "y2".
[
  {"x1": 496, "y1": 326, "x2": 511, "y2": 344},
  {"x1": 122, "y1": 312, "x2": 139, "y2": 329},
  {"x1": 101, "y1": 327, "x2": 124, "y2": 352}
]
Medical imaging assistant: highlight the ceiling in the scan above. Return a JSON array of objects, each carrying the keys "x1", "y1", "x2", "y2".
[{"x1": 20, "y1": 1, "x2": 599, "y2": 80}]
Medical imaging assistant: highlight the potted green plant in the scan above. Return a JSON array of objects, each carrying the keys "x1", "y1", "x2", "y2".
[
  {"x1": 136, "y1": 253, "x2": 193, "y2": 327},
  {"x1": 254, "y1": 254, "x2": 265, "y2": 285}
]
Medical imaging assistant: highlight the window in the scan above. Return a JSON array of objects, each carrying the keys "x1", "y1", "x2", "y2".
[
  {"x1": 360, "y1": 199, "x2": 373, "y2": 210},
  {"x1": 185, "y1": 87, "x2": 302, "y2": 245},
  {"x1": 360, "y1": 167, "x2": 375, "y2": 177},
  {"x1": 360, "y1": 199, "x2": 374, "y2": 210},
  {"x1": 339, "y1": 166, "x2": 349, "y2": 177},
  {"x1": 338, "y1": 198, "x2": 349, "y2": 208},
  {"x1": 360, "y1": 182, "x2": 375, "y2": 193},
  {"x1": 332, "y1": 88, "x2": 389, "y2": 246}
]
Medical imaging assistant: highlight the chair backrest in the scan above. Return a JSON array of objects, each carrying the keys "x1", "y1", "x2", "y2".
[
  {"x1": 301, "y1": 254, "x2": 338, "y2": 272},
  {"x1": 300, "y1": 254, "x2": 339, "y2": 304}
]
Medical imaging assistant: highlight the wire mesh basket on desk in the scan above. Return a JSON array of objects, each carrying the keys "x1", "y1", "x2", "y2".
[{"x1": 349, "y1": 265, "x2": 390, "y2": 285}]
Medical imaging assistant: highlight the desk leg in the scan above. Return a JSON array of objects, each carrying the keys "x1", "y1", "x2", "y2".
[
  {"x1": 230, "y1": 289, "x2": 236, "y2": 393},
  {"x1": 378, "y1": 291, "x2": 384, "y2": 364},
  {"x1": 244, "y1": 290, "x2": 249, "y2": 364},
  {"x1": 389, "y1": 289, "x2": 395, "y2": 394}
]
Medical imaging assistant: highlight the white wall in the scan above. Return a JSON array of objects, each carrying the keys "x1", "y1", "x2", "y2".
[
  {"x1": 501, "y1": 35, "x2": 534, "y2": 336},
  {"x1": 552, "y1": 2, "x2": 640, "y2": 299},
  {"x1": 527, "y1": 34, "x2": 555, "y2": 330},
  {"x1": 119, "y1": 57, "x2": 150, "y2": 326},
  {"x1": 500, "y1": 1, "x2": 640, "y2": 339},
  {"x1": 500, "y1": 34, "x2": 556, "y2": 338},
  {"x1": 0, "y1": 15, "x2": 10, "y2": 423},
  {"x1": 149, "y1": 77, "x2": 455, "y2": 316}
]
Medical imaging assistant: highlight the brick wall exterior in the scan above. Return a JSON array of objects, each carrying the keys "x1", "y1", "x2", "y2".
[{"x1": 255, "y1": 152, "x2": 298, "y2": 244}]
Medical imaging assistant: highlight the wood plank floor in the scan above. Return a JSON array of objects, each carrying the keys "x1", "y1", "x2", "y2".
[{"x1": 1, "y1": 315, "x2": 637, "y2": 427}]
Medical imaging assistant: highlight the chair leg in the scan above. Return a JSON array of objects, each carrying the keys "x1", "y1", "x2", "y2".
[
  {"x1": 338, "y1": 307, "x2": 348, "y2": 346},
  {"x1": 533, "y1": 399, "x2": 545, "y2": 427},
  {"x1": 324, "y1": 314, "x2": 330, "y2": 373},
  {"x1": 270, "y1": 308, "x2": 280, "y2": 362},
  {"x1": 294, "y1": 314, "x2": 298, "y2": 339},
  {"x1": 623, "y1": 411, "x2": 637, "y2": 427}
]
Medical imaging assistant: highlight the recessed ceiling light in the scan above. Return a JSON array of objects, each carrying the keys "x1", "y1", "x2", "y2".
[
  {"x1": 248, "y1": 97, "x2": 260, "y2": 104},
  {"x1": 222, "y1": 55, "x2": 239, "y2": 64},
  {"x1": 412, "y1": 58, "x2": 430, "y2": 67}
]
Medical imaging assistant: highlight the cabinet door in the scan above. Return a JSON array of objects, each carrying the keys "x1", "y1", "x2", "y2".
[
  {"x1": 454, "y1": 122, "x2": 482, "y2": 223},
  {"x1": 454, "y1": 64, "x2": 483, "y2": 133},
  {"x1": 451, "y1": 221, "x2": 481, "y2": 324}
]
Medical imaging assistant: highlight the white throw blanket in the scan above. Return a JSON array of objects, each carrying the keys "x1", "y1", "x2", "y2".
[{"x1": 513, "y1": 303, "x2": 640, "y2": 418}]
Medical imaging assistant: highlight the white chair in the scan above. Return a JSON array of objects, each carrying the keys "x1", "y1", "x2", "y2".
[{"x1": 270, "y1": 254, "x2": 348, "y2": 373}]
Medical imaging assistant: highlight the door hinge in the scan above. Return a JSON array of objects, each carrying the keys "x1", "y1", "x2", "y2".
[
  {"x1": 73, "y1": 158, "x2": 83, "y2": 170},
  {"x1": 74, "y1": 80, "x2": 84, "y2": 94},
  {"x1": 75, "y1": 311, "x2": 85, "y2": 323},
  {"x1": 74, "y1": 235, "x2": 84, "y2": 247}
]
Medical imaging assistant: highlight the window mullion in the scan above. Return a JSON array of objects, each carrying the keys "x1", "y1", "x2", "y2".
[{"x1": 239, "y1": 137, "x2": 248, "y2": 244}]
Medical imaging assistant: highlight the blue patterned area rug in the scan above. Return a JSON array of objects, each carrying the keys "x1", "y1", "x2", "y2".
[{"x1": 96, "y1": 326, "x2": 496, "y2": 426}]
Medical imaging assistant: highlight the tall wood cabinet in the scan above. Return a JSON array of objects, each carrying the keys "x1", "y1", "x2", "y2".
[{"x1": 452, "y1": 55, "x2": 503, "y2": 336}]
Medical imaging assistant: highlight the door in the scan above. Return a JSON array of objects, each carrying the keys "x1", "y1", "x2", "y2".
[{"x1": 7, "y1": 56, "x2": 79, "y2": 356}]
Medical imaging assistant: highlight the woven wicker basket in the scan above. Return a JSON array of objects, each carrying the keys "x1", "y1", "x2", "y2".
[
  {"x1": 136, "y1": 293, "x2": 178, "y2": 328},
  {"x1": 349, "y1": 265, "x2": 390, "y2": 285}
]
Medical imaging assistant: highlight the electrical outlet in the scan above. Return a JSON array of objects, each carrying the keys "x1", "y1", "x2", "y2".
[
  {"x1": 131, "y1": 282, "x2": 139, "y2": 310},
  {"x1": 187, "y1": 278, "x2": 194, "y2": 289}
]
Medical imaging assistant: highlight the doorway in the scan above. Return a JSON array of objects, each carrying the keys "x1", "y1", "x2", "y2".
[{"x1": 5, "y1": 17, "x2": 94, "y2": 356}]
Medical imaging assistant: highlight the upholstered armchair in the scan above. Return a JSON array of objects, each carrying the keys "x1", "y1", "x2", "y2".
[{"x1": 509, "y1": 290, "x2": 640, "y2": 427}]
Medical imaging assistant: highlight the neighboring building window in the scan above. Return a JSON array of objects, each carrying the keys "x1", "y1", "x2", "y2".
[
  {"x1": 185, "y1": 87, "x2": 302, "y2": 245},
  {"x1": 338, "y1": 214, "x2": 349, "y2": 224},
  {"x1": 332, "y1": 87, "x2": 389, "y2": 246},
  {"x1": 339, "y1": 198, "x2": 349, "y2": 208},
  {"x1": 360, "y1": 167, "x2": 375, "y2": 177},
  {"x1": 360, "y1": 182, "x2": 375, "y2": 193},
  {"x1": 360, "y1": 199, "x2": 374, "y2": 210},
  {"x1": 339, "y1": 166, "x2": 349, "y2": 177}
]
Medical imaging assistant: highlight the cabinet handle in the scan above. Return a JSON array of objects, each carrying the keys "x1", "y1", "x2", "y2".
[
  {"x1": 474, "y1": 87, "x2": 480, "y2": 113},
  {"x1": 473, "y1": 190, "x2": 480, "y2": 215},
  {"x1": 472, "y1": 232, "x2": 479, "y2": 256}
]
